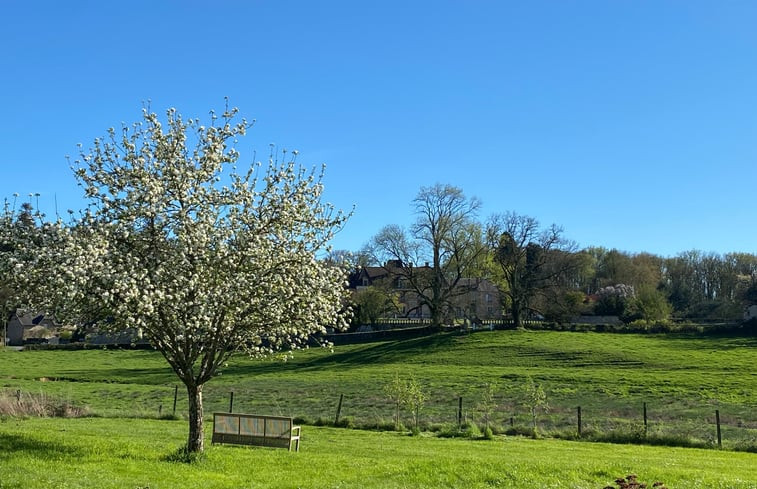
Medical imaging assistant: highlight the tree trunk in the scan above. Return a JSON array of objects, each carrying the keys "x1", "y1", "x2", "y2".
[
  {"x1": 187, "y1": 382, "x2": 204, "y2": 453},
  {"x1": 431, "y1": 307, "x2": 443, "y2": 331},
  {"x1": 512, "y1": 301, "x2": 522, "y2": 329}
]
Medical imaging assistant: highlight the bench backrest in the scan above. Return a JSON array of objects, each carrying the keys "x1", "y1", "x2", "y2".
[
  {"x1": 212, "y1": 412, "x2": 300, "y2": 450},
  {"x1": 214, "y1": 413, "x2": 293, "y2": 438}
]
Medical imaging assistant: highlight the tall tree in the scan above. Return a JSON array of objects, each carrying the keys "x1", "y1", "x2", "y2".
[
  {"x1": 486, "y1": 212, "x2": 579, "y2": 328},
  {"x1": 366, "y1": 184, "x2": 485, "y2": 329},
  {"x1": 2, "y1": 104, "x2": 350, "y2": 453}
]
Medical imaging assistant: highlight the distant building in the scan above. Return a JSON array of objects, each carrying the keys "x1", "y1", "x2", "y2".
[
  {"x1": 6, "y1": 310, "x2": 60, "y2": 346},
  {"x1": 744, "y1": 304, "x2": 757, "y2": 321},
  {"x1": 349, "y1": 261, "x2": 502, "y2": 322}
]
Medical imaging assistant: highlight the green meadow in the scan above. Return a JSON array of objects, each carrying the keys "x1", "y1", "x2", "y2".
[
  {"x1": 1, "y1": 417, "x2": 755, "y2": 488},
  {"x1": 1, "y1": 330, "x2": 757, "y2": 487},
  {"x1": 2, "y1": 330, "x2": 755, "y2": 445}
]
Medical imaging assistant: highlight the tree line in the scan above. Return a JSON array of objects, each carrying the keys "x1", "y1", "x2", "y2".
[{"x1": 348, "y1": 184, "x2": 757, "y2": 329}]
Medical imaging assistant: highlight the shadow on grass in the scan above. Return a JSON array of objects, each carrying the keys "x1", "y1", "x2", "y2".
[
  {"x1": 57, "y1": 367, "x2": 177, "y2": 386},
  {"x1": 652, "y1": 332, "x2": 757, "y2": 350},
  {"x1": 44, "y1": 332, "x2": 457, "y2": 381},
  {"x1": 221, "y1": 331, "x2": 460, "y2": 377},
  {"x1": 0, "y1": 432, "x2": 84, "y2": 460},
  {"x1": 161, "y1": 444, "x2": 206, "y2": 464}
]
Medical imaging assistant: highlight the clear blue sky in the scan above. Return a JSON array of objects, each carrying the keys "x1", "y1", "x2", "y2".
[{"x1": 1, "y1": 1, "x2": 755, "y2": 257}]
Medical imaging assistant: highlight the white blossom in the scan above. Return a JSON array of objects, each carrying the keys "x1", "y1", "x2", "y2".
[{"x1": 0, "y1": 104, "x2": 351, "y2": 453}]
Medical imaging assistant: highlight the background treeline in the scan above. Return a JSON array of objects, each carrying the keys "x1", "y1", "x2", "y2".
[
  {"x1": 569, "y1": 248, "x2": 757, "y2": 322},
  {"x1": 347, "y1": 184, "x2": 757, "y2": 327}
]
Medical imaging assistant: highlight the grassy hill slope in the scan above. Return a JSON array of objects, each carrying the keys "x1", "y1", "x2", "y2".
[{"x1": 2, "y1": 330, "x2": 756, "y2": 447}]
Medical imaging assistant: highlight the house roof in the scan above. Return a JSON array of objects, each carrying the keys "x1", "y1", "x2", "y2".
[
  {"x1": 349, "y1": 263, "x2": 495, "y2": 291},
  {"x1": 13, "y1": 309, "x2": 57, "y2": 327}
]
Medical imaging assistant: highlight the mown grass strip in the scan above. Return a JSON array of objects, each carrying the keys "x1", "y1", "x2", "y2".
[{"x1": 1, "y1": 417, "x2": 756, "y2": 489}]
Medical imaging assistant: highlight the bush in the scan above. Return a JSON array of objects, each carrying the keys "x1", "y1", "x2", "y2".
[
  {"x1": 334, "y1": 416, "x2": 355, "y2": 429},
  {"x1": 504, "y1": 425, "x2": 537, "y2": 438},
  {"x1": 313, "y1": 416, "x2": 330, "y2": 426},
  {"x1": 436, "y1": 422, "x2": 482, "y2": 439},
  {"x1": 464, "y1": 422, "x2": 482, "y2": 439},
  {"x1": 293, "y1": 415, "x2": 313, "y2": 426}
]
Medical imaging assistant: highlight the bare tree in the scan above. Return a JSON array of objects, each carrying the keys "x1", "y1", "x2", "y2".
[{"x1": 367, "y1": 184, "x2": 485, "y2": 329}]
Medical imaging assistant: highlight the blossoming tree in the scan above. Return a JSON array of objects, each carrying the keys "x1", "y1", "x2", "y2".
[{"x1": 5, "y1": 104, "x2": 351, "y2": 453}]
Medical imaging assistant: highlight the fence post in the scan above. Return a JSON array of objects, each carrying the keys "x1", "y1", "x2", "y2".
[
  {"x1": 715, "y1": 410, "x2": 722, "y2": 448},
  {"x1": 172, "y1": 385, "x2": 178, "y2": 415},
  {"x1": 577, "y1": 406, "x2": 582, "y2": 437},
  {"x1": 229, "y1": 391, "x2": 234, "y2": 413},
  {"x1": 458, "y1": 397, "x2": 463, "y2": 427},
  {"x1": 643, "y1": 402, "x2": 648, "y2": 435},
  {"x1": 510, "y1": 416, "x2": 514, "y2": 427},
  {"x1": 335, "y1": 393, "x2": 344, "y2": 425}
]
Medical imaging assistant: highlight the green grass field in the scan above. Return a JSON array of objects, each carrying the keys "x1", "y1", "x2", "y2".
[
  {"x1": 1, "y1": 416, "x2": 755, "y2": 489},
  {"x1": 2, "y1": 330, "x2": 755, "y2": 448},
  {"x1": 2, "y1": 330, "x2": 757, "y2": 487}
]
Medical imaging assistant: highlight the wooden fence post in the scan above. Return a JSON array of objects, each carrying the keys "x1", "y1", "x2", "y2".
[
  {"x1": 715, "y1": 410, "x2": 722, "y2": 448},
  {"x1": 643, "y1": 402, "x2": 648, "y2": 435},
  {"x1": 458, "y1": 397, "x2": 463, "y2": 427},
  {"x1": 577, "y1": 406, "x2": 582, "y2": 437},
  {"x1": 229, "y1": 391, "x2": 234, "y2": 413},
  {"x1": 172, "y1": 385, "x2": 178, "y2": 415},
  {"x1": 335, "y1": 393, "x2": 344, "y2": 425}
]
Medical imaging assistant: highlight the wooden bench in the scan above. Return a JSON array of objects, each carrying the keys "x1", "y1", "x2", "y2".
[{"x1": 212, "y1": 413, "x2": 301, "y2": 451}]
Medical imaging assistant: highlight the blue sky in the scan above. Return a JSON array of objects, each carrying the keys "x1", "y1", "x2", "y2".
[{"x1": 1, "y1": 1, "x2": 755, "y2": 257}]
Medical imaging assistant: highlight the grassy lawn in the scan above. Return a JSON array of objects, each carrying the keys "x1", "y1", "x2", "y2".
[
  {"x1": 1, "y1": 416, "x2": 755, "y2": 489},
  {"x1": 1, "y1": 330, "x2": 756, "y2": 448}
]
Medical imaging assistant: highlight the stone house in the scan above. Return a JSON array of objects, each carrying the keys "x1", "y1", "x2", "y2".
[
  {"x1": 6, "y1": 309, "x2": 60, "y2": 346},
  {"x1": 349, "y1": 260, "x2": 502, "y2": 322}
]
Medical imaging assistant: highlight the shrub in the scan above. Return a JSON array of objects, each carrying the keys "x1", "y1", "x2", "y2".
[
  {"x1": 463, "y1": 422, "x2": 482, "y2": 439},
  {"x1": 313, "y1": 416, "x2": 330, "y2": 426},
  {"x1": 436, "y1": 422, "x2": 482, "y2": 439},
  {"x1": 504, "y1": 425, "x2": 537, "y2": 438},
  {"x1": 334, "y1": 416, "x2": 355, "y2": 429},
  {"x1": 293, "y1": 415, "x2": 313, "y2": 426}
]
